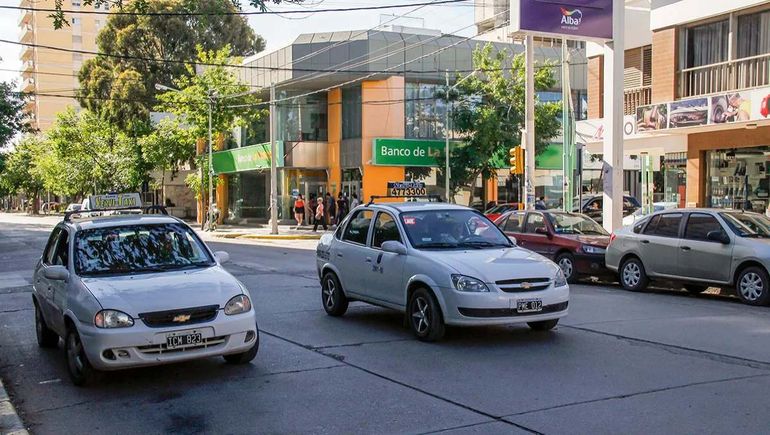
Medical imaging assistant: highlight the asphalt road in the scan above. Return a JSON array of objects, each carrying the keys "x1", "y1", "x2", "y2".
[{"x1": 1, "y1": 213, "x2": 770, "y2": 434}]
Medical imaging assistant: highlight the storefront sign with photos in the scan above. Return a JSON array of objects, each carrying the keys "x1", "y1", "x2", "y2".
[
  {"x1": 372, "y1": 138, "x2": 458, "y2": 167},
  {"x1": 211, "y1": 142, "x2": 284, "y2": 174},
  {"x1": 511, "y1": 0, "x2": 613, "y2": 40}
]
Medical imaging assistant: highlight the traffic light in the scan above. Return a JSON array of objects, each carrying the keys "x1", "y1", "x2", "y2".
[{"x1": 509, "y1": 146, "x2": 524, "y2": 175}]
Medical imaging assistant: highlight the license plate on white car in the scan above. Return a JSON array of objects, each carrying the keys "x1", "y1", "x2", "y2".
[
  {"x1": 166, "y1": 331, "x2": 202, "y2": 349},
  {"x1": 517, "y1": 299, "x2": 543, "y2": 313}
]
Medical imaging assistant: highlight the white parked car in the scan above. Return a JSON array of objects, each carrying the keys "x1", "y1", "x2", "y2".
[
  {"x1": 622, "y1": 202, "x2": 678, "y2": 227},
  {"x1": 33, "y1": 210, "x2": 258, "y2": 385},
  {"x1": 315, "y1": 201, "x2": 569, "y2": 341}
]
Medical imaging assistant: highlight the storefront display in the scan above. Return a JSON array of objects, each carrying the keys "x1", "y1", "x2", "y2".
[{"x1": 706, "y1": 147, "x2": 770, "y2": 211}]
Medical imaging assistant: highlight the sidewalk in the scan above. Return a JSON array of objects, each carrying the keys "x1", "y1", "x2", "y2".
[
  {"x1": 202, "y1": 223, "x2": 334, "y2": 241},
  {"x1": 0, "y1": 380, "x2": 28, "y2": 435}
]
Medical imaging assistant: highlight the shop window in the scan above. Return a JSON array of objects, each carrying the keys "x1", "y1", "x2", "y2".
[
  {"x1": 405, "y1": 82, "x2": 448, "y2": 139},
  {"x1": 342, "y1": 87, "x2": 361, "y2": 139},
  {"x1": 706, "y1": 148, "x2": 770, "y2": 211},
  {"x1": 277, "y1": 91, "x2": 328, "y2": 142}
]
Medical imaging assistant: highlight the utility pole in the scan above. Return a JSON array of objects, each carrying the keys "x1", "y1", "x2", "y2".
[
  {"x1": 207, "y1": 91, "x2": 214, "y2": 232},
  {"x1": 524, "y1": 34, "x2": 536, "y2": 210},
  {"x1": 269, "y1": 83, "x2": 278, "y2": 235},
  {"x1": 602, "y1": 0, "x2": 625, "y2": 231},
  {"x1": 445, "y1": 70, "x2": 451, "y2": 203}
]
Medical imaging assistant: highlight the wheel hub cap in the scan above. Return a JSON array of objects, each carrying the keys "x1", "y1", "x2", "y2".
[
  {"x1": 412, "y1": 297, "x2": 429, "y2": 334},
  {"x1": 558, "y1": 258, "x2": 573, "y2": 278},
  {"x1": 739, "y1": 273, "x2": 763, "y2": 301},
  {"x1": 623, "y1": 263, "x2": 640, "y2": 286},
  {"x1": 324, "y1": 279, "x2": 335, "y2": 308}
]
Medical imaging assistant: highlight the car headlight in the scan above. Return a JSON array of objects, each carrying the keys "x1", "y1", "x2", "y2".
[
  {"x1": 581, "y1": 244, "x2": 606, "y2": 255},
  {"x1": 553, "y1": 269, "x2": 568, "y2": 288},
  {"x1": 451, "y1": 274, "x2": 490, "y2": 292},
  {"x1": 94, "y1": 310, "x2": 134, "y2": 328},
  {"x1": 224, "y1": 294, "x2": 252, "y2": 315}
]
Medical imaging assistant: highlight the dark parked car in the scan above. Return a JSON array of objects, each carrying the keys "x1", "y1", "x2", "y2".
[
  {"x1": 573, "y1": 195, "x2": 641, "y2": 224},
  {"x1": 495, "y1": 210, "x2": 611, "y2": 283}
]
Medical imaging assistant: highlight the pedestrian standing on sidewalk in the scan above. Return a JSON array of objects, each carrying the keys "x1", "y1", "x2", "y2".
[
  {"x1": 313, "y1": 198, "x2": 327, "y2": 231},
  {"x1": 293, "y1": 194, "x2": 305, "y2": 227},
  {"x1": 326, "y1": 192, "x2": 337, "y2": 226},
  {"x1": 336, "y1": 192, "x2": 349, "y2": 224},
  {"x1": 350, "y1": 193, "x2": 360, "y2": 210}
]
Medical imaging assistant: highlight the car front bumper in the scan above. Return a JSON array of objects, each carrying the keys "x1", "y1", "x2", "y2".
[
  {"x1": 573, "y1": 253, "x2": 612, "y2": 276},
  {"x1": 440, "y1": 284, "x2": 569, "y2": 326},
  {"x1": 77, "y1": 310, "x2": 258, "y2": 371}
]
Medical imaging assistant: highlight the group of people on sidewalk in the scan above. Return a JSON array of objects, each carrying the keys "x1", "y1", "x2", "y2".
[{"x1": 293, "y1": 191, "x2": 360, "y2": 232}]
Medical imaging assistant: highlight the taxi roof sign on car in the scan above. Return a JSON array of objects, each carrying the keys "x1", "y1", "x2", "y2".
[{"x1": 64, "y1": 192, "x2": 167, "y2": 222}]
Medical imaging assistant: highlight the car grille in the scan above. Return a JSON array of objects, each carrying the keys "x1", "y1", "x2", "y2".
[
  {"x1": 138, "y1": 305, "x2": 219, "y2": 328},
  {"x1": 495, "y1": 277, "x2": 551, "y2": 292},
  {"x1": 458, "y1": 301, "x2": 568, "y2": 318},
  {"x1": 137, "y1": 335, "x2": 227, "y2": 355}
]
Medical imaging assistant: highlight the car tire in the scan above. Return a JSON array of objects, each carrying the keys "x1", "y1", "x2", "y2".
[
  {"x1": 321, "y1": 272, "x2": 348, "y2": 316},
  {"x1": 35, "y1": 303, "x2": 59, "y2": 348},
  {"x1": 620, "y1": 257, "x2": 649, "y2": 292},
  {"x1": 408, "y1": 288, "x2": 445, "y2": 342},
  {"x1": 528, "y1": 319, "x2": 559, "y2": 331},
  {"x1": 65, "y1": 328, "x2": 99, "y2": 386},
  {"x1": 683, "y1": 284, "x2": 709, "y2": 295},
  {"x1": 224, "y1": 329, "x2": 260, "y2": 364},
  {"x1": 735, "y1": 266, "x2": 770, "y2": 306},
  {"x1": 556, "y1": 253, "x2": 578, "y2": 284}
]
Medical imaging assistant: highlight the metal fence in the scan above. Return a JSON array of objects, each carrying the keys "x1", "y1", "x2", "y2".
[{"x1": 678, "y1": 52, "x2": 770, "y2": 98}]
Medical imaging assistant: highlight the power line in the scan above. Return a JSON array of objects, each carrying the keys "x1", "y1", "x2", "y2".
[{"x1": 2, "y1": 0, "x2": 473, "y2": 17}]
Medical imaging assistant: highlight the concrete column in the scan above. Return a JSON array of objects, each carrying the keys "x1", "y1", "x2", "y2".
[
  {"x1": 524, "y1": 34, "x2": 536, "y2": 209},
  {"x1": 602, "y1": 0, "x2": 624, "y2": 231}
]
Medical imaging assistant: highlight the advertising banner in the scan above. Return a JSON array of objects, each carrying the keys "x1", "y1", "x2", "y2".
[
  {"x1": 211, "y1": 142, "x2": 283, "y2": 174},
  {"x1": 514, "y1": 0, "x2": 613, "y2": 40}
]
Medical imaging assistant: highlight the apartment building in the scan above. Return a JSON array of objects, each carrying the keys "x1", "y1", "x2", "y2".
[
  {"x1": 583, "y1": 0, "x2": 770, "y2": 210},
  {"x1": 19, "y1": 0, "x2": 107, "y2": 131}
]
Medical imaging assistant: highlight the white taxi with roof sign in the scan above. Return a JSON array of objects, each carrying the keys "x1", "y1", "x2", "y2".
[{"x1": 32, "y1": 200, "x2": 258, "y2": 386}]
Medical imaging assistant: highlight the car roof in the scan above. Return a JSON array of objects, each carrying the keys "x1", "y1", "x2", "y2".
[
  {"x1": 62, "y1": 214, "x2": 183, "y2": 232},
  {"x1": 365, "y1": 201, "x2": 471, "y2": 213}
]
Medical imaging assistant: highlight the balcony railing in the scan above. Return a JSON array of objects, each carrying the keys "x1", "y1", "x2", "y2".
[
  {"x1": 678, "y1": 52, "x2": 770, "y2": 98},
  {"x1": 624, "y1": 86, "x2": 652, "y2": 115}
]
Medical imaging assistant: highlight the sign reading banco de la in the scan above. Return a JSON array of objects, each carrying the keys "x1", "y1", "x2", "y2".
[{"x1": 372, "y1": 138, "x2": 457, "y2": 167}]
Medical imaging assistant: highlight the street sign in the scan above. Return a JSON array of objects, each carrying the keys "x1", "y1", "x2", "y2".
[{"x1": 387, "y1": 181, "x2": 427, "y2": 197}]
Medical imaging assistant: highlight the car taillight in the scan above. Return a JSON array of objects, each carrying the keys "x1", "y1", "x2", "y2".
[{"x1": 609, "y1": 233, "x2": 616, "y2": 246}]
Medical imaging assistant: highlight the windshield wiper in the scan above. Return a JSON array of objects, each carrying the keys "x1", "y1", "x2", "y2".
[
  {"x1": 417, "y1": 242, "x2": 459, "y2": 249},
  {"x1": 458, "y1": 240, "x2": 510, "y2": 248}
]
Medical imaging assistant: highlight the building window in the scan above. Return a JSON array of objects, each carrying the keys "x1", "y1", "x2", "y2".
[
  {"x1": 71, "y1": 17, "x2": 80, "y2": 25},
  {"x1": 342, "y1": 87, "x2": 361, "y2": 139},
  {"x1": 682, "y1": 19, "x2": 729, "y2": 68},
  {"x1": 276, "y1": 91, "x2": 328, "y2": 142},
  {"x1": 737, "y1": 10, "x2": 770, "y2": 59},
  {"x1": 405, "y1": 82, "x2": 448, "y2": 140},
  {"x1": 71, "y1": 0, "x2": 81, "y2": 6}
]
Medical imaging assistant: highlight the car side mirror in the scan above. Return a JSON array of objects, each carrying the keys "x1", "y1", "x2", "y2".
[
  {"x1": 706, "y1": 231, "x2": 730, "y2": 244},
  {"x1": 214, "y1": 251, "x2": 230, "y2": 264},
  {"x1": 535, "y1": 227, "x2": 552, "y2": 238},
  {"x1": 43, "y1": 265, "x2": 69, "y2": 281},
  {"x1": 381, "y1": 240, "x2": 407, "y2": 255}
]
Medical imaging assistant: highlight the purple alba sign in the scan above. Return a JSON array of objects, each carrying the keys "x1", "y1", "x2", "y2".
[{"x1": 513, "y1": 0, "x2": 613, "y2": 40}]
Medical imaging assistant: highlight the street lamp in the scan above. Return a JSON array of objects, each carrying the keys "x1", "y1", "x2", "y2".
[{"x1": 155, "y1": 83, "x2": 217, "y2": 232}]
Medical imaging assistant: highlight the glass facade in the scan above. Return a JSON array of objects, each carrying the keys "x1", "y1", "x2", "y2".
[
  {"x1": 706, "y1": 147, "x2": 770, "y2": 211},
  {"x1": 226, "y1": 171, "x2": 268, "y2": 221},
  {"x1": 276, "y1": 91, "x2": 328, "y2": 142},
  {"x1": 405, "y1": 82, "x2": 448, "y2": 139},
  {"x1": 342, "y1": 87, "x2": 362, "y2": 139}
]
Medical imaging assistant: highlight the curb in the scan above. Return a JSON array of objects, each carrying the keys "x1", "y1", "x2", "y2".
[
  {"x1": 0, "y1": 380, "x2": 28, "y2": 435},
  {"x1": 238, "y1": 234, "x2": 322, "y2": 240}
]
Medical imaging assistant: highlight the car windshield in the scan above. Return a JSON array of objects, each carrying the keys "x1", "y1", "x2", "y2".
[
  {"x1": 548, "y1": 213, "x2": 608, "y2": 235},
  {"x1": 74, "y1": 223, "x2": 215, "y2": 276},
  {"x1": 720, "y1": 212, "x2": 770, "y2": 238},
  {"x1": 400, "y1": 210, "x2": 513, "y2": 250}
]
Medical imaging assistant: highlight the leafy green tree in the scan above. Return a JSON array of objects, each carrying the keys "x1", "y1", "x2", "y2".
[
  {"x1": 0, "y1": 137, "x2": 45, "y2": 213},
  {"x1": 138, "y1": 117, "x2": 196, "y2": 202},
  {"x1": 0, "y1": 81, "x2": 33, "y2": 148},
  {"x1": 76, "y1": 0, "x2": 268, "y2": 128},
  {"x1": 438, "y1": 44, "x2": 562, "y2": 203}
]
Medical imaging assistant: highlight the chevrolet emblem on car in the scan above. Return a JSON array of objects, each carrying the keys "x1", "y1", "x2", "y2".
[{"x1": 173, "y1": 314, "x2": 192, "y2": 323}]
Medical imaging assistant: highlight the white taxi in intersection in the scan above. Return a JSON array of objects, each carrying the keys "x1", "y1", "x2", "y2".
[
  {"x1": 33, "y1": 202, "x2": 258, "y2": 386},
  {"x1": 316, "y1": 200, "x2": 569, "y2": 341}
]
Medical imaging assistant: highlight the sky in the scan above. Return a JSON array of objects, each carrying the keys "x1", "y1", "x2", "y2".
[{"x1": 0, "y1": 0, "x2": 477, "y2": 88}]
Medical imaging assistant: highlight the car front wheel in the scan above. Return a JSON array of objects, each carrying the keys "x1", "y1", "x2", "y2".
[
  {"x1": 35, "y1": 303, "x2": 59, "y2": 348},
  {"x1": 556, "y1": 253, "x2": 578, "y2": 284},
  {"x1": 408, "y1": 288, "x2": 445, "y2": 342},
  {"x1": 322, "y1": 272, "x2": 348, "y2": 316},
  {"x1": 65, "y1": 328, "x2": 98, "y2": 386},
  {"x1": 736, "y1": 267, "x2": 770, "y2": 306},
  {"x1": 620, "y1": 257, "x2": 649, "y2": 292}
]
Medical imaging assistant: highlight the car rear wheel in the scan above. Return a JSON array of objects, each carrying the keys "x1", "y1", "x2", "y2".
[
  {"x1": 736, "y1": 267, "x2": 770, "y2": 306},
  {"x1": 556, "y1": 253, "x2": 578, "y2": 284},
  {"x1": 528, "y1": 319, "x2": 559, "y2": 331},
  {"x1": 683, "y1": 284, "x2": 709, "y2": 295},
  {"x1": 224, "y1": 329, "x2": 259, "y2": 364},
  {"x1": 620, "y1": 257, "x2": 649, "y2": 292},
  {"x1": 321, "y1": 272, "x2": 348, "y2": 316},
  {"x1": 35, "y1": 304, "x2": 59, "y2": 348},
  {"x1": 408, "y1": 288, "x2": 445, "y2": 342},
  {"x1": 65, "y1": 328, "x2": 98, "y2": 386}
]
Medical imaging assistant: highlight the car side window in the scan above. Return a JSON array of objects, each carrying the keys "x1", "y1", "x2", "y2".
[
  {"x1": 372, "y1": 212, "x2": 401, "y2": 248},
  {"x1": 643, "y1": 213, "x2": 683, "y2": 238},
  {"x1": 685, "y1": 213, "x2": 724, "y2": 241},
  {"x1": 342, "y1": 210, "x2": 373, "y2": 245},
  {"x1": 504, "y1": 213, "x2": 525, "y2": 233},
  {"x1": 633, "y1": 218, "x2": 647, "y2": 234},
  {"x1": 43, "y1": 228, "x2": 62, "y2": 266},
  {"x1": 51, "y1": 228, "x2": 70, "y2": 266},
  {"x1": 523, "y1": 213, "x2": 546, "y2": 234}
]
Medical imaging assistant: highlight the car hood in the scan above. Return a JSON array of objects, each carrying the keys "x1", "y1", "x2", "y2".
[
  {"x1": 80, "y1": 266, "x2": 243, "y2": 317},
  {"x1": 425, "y1": 247, "x2": 559, "y2": 284},
  {"x1": 559, "y1": 234, "x2": 610, "y2": 247}
]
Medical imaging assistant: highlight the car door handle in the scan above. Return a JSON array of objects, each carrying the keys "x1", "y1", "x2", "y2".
[
  {"x1": 365, "y1": 257, "x2": 372, "y2": 263},
  {"x1": 680, "y1": 246, "x2": 691, "y2": 251},
  {"x1": 640, "y1": 240, "x2": 650, "y2": 244},
  {"x1": 336, "y1": 253, "x2": 343, "y2": 258}
]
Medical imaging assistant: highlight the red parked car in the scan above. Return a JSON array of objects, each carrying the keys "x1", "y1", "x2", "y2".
[
  {"x1": 484, "y1": 203, "x2": 520, "y2": 222},
  {"x1": 494, "y1": 210, "x2": 611, "y2": 283}
]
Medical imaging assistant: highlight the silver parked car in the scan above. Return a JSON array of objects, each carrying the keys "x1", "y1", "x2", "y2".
[
  {"x1": 606, "y1": 208, "x2": 770, "y2": 306},
  {"x1": 33, "y1": 212, "x2": 259, "y2": 385},
  {"x1": 315, "y1": 201, "x2": 569, "y2": 341}
]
